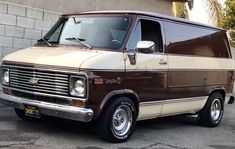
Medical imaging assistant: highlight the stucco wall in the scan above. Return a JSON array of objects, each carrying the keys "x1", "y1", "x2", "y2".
[{"x1": 0, "y1": 0, "x2": 173, "y2": 15}]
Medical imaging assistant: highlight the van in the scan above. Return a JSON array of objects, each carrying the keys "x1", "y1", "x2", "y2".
[{"x1": 0, "y1": 11, "x2": 234, "y2": 143}]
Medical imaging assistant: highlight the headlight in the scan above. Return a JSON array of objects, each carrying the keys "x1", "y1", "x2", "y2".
[
  {"x1": 70, "y1": 76, "x2": 86, "y2": 98},
  {"x1": 2, "y1": 68, "x2": 9, "y2": 85}
]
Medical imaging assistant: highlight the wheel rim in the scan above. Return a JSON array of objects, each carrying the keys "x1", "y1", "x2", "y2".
[
  {"x1": 210, "y1": 99, "x2": 222, "y2": 121},
  {"x1": 112, "y1": 105, "x2": 132, "y2": 138}
]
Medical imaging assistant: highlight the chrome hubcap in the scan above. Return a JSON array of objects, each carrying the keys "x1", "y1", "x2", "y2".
[
  {"x1": 112, "y1": 105, "x2": 132, "y2": 138},
  {"x1": 210, "y1": 99, "x2": 221, "y2": 121}
]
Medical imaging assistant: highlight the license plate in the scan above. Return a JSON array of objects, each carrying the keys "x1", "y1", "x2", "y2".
[{"x1": 24, "y1": 105, "x2": 41, "y2": 118}]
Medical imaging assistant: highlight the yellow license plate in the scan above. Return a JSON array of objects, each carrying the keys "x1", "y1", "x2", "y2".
[{"x1": 24, "y1": 105, "x2": 41, "y2": 118}]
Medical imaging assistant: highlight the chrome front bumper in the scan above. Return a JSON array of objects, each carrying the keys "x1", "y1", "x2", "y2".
[{"x1": 0, "y1": 93, "x2": 94, "y2": 122}]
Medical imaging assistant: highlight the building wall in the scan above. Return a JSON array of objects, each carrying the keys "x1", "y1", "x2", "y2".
[
  {"x1": 0, "y1": 0, "x2": 173, "y2": 15},
  {"x1": 0, "y1": 1, "x2": 60, "y2": 64}
]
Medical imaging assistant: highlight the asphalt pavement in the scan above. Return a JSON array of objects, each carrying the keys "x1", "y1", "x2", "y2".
[{"x1": 0, "y1": 103, "x2": 235, "y2": 149}]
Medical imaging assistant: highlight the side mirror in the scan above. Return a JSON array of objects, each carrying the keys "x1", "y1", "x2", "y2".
[{"x1": 136, "y1": 41, "x2": 155, "y2": 53}]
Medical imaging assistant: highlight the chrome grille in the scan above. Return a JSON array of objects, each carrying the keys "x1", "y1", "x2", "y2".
[{"x1": 9, "y1": 68, "x2": 69, "y2": 96}]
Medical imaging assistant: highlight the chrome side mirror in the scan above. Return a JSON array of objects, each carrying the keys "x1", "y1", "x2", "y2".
[{"x1": 136, "y1": 41, "x2": 155, "y2": 53}]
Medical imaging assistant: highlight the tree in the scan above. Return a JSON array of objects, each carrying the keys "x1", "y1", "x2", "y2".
[
  {"x1": 172, "y1": 2, "x2": 189, "y2": 19},
  {"x1": 202, "y1": 0, "x2": 223, "y2": 26},
  {"x1": 173, "y1": 0, "x2": 222, "y2": 26},
  {"x1": 221, "y1": 0, "x2": 235, "y2": 47},
  {"x1": 202, "y1": 0, "x2": 234, "y2": 46},
  {"x1": 173, "y1": 0, "x2": 234, "y2": 46}
]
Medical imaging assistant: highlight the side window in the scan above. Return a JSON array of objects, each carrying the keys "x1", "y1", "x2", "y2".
[
  {"x1": 128, "y1": 19, "x2": 163, "y2": 52},
  {"x1": 164, "y1": 21, "x2": 230, "y2": 58},
  {"x1": 128, "y1": 22, "x2": 141, "y2": 50}
]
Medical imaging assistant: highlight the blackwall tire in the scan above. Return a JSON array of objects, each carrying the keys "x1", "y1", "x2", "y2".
[
  {"x1": 96, "y1": 97, "x2": 137, "y2": 143},
  {"x1": 198, "y1": 92, "x2": 224, "y2": 127}
]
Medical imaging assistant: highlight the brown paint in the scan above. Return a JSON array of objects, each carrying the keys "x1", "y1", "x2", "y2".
[
  {"x1": 82, "y1": 69, "x2": 167, "y2": 119},
  {"x1": 1, "y1": 11, "x2": 234, "y2": 122},
  {"x1": 61, "y1": 11, "x2": 222, "y2": 31},
  {"x1": 125, "y1": 71, "x2": 167, "y2": 102},
  {"x1": 82, "y1": 68, "x2": 234, "y2": 119},
  {"x1": 82, "y1": 70, "x2": 125, "y2": 119},
  {"x1": 3, "y1": 62, "x2": 233, "y2": 120},
  {"x1": 164, "y1": 21, "x2": 231, "y2": 58},
  {"x1": 167, "y1": 70, "x2": 234, "y2": 99}
]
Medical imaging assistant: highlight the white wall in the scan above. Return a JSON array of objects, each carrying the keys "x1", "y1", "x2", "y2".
[{"x1": 0, "y1": 0, "x2": 173, "y2": 15}]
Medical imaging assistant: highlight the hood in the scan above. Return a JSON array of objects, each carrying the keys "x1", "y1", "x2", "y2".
[{"x1": 3, "y1": 46, "x2": 103, "y2": 68}]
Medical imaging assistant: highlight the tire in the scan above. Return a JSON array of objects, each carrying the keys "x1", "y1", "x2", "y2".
[
  {"x1": 96, "y1": 97, "x2": 137, "y2": 143},
  {"x1": 198, "y1": 92, "x2": 224, "y2": 127},
  {"x1": 14, "y1": 108, "x2": 37, "y2": 121}
]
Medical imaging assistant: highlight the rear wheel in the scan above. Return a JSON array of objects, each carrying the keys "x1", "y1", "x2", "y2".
[
  {"x1": 14, "y1": 108, "x2": 37, "y2": 121},
  {"x1": 198, "y1": 92, "x2": 224, "y2": 127},
  {"x1": 96, "y1": 97, "x2": 137, "y2": 143}
]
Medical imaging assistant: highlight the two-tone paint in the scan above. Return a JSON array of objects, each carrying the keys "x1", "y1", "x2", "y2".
[{"x1": 1, "y1": 11, "x2": 234, "y2": 122}]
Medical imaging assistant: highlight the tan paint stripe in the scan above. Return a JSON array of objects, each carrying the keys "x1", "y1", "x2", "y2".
[{"x1": 168, "y1": 55, "x2": 234, "y2": 70}]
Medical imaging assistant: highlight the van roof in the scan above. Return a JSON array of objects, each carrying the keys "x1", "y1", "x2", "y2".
[{"x1": 62, "y1": 10, "x2": 224, "y2": 31}]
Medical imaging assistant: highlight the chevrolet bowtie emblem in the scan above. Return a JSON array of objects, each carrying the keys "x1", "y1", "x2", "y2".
[{"x1": 29, "y1": 78, "x2": 40, "y2": 85}]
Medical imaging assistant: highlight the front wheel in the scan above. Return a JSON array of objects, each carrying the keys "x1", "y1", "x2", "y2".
[
  {"x1": 198, "y1": 92, "x2": 224, "y2": 127},
  {"x1": 96, "y1": 97, "x2": 137, "y2": 143}
]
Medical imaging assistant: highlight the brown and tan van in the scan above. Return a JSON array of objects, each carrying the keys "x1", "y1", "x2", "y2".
[{"x1": 0, "y1": 11, "x2": 234, "y2": 142}]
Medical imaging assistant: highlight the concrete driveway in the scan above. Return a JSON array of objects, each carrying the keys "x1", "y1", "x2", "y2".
[{"x1": 0, "y1": 103, "x2": 235, "y2": 149}]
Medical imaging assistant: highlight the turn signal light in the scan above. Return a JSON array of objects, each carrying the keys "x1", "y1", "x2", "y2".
[
  {"x1": 72, "y1": 100, "x2": 85, "y2": 108},
  {"x1": 3, "y1": 88, "x2": 11, "y2": 94}
]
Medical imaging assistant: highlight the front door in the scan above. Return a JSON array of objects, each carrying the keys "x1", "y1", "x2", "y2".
[{"x1": 125, "y1": 18, "x2": 168, "y2": 120}]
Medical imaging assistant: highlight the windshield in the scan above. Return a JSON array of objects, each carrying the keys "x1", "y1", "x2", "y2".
[{"x1": 40, "y1": 15, "x2": 131, "y2": 49}]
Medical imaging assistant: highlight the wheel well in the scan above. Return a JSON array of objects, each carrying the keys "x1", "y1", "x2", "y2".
[
  {"x1": 209, "y1": 89, "x2": 226, "y2": 102},
  {"x1": 101, "y1": 93, "x2": 139, "y2": 118}
]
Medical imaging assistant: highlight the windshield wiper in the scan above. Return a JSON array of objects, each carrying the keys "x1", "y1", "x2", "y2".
[
  {"x1": 37, "y1": 38, "x2": 52, "y2": 47},
  {"x1": 65, "y1": 37, "x2": 92, "y2": 49}
]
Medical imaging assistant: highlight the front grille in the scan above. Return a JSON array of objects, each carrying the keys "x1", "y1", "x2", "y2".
[{"x1": 9, "y1": 68, "x2": 69, "y2": 96}]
